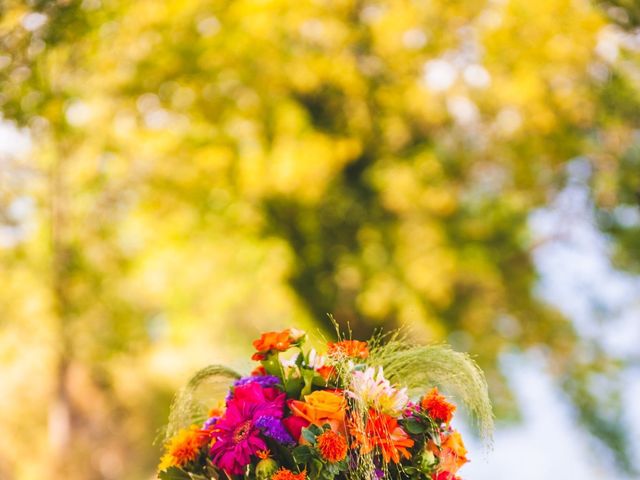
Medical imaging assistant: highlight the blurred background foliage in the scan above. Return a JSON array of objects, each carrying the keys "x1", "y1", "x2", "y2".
[{"x1": 1, "y1": 0, "x2": 639, "y2": 478}]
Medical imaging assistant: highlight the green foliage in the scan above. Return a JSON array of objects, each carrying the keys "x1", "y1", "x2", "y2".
[
  {"x1": 401, "y1": 412, "x2": 439, "y2": 443},
  {"x1": 158, "y1": 466, "x2": 210, "y2": 480},
  {"x1": 400, "y1": 407, "x2": 442, "y2": 479},
  {"x1": 158, "y1": 467, "x2": 198, "y2": 480}
]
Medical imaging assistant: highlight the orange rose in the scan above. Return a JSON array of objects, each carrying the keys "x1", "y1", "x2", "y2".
[
  {"x1": 289, "y1": 390, "x2": 346, "y2": 433},
  {"x1": 438, "y1": 431, "x2": 468, "y2": 474}
]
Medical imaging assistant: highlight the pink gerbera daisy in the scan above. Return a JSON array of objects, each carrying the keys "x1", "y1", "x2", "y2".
[{"x1": 210, "y1": 382, "x2": 288, "y2": 475}]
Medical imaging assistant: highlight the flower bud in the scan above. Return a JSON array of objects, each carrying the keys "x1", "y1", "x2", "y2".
[{"x1": 255, "y1": 457, "x2": 279, "y2": 480}]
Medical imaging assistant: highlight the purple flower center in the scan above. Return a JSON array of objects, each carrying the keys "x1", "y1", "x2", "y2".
[{"x1": 233, "y1": 420, "x2": 253, "y2": 443}]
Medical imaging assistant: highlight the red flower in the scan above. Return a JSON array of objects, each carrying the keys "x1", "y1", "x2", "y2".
[
  {"x1": 283, "y1": 415, "x2": 310, "y2": 442},
  {"x1": 432, "y1": 472, "x2": 461, "y2": 480},
  {"x1": 421, "y1": 387, "x2": 456, "y2": 424}
]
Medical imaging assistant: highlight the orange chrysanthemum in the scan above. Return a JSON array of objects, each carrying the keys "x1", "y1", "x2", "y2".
[
  {"x1": 158, "y1": 426, "x2": 210, "y2": 471},
  {"x1": 327, "y1": 340, "x2": 369, "y2": 359},
  {"x1": 271, "y1": 468, "x2": 307, "y2": 480},
  {"x1": 252, "y1": 329, "x2": 293, "y2": 360},
  {"x1": 349, "y1": 410, "x2": 414, "y2": 464},
  {"x1": 421, "y1": 387, "x2": 456, "y2": 424},
  {"x1": 316, "y1": 430, "x2": 348, "y2": 462}
]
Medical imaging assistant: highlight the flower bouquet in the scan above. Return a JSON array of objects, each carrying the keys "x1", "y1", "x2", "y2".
[{"x1": 158, "y1": 327, "x2": 493, "y2": 480}]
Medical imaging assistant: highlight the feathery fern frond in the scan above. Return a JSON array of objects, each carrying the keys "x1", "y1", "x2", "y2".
[
  {"x1": 164, "y1": 365, "x2": 241, "y2": 441},
  {"x1": 368, "y1": 341, "x2": 494, "y2": 444}
]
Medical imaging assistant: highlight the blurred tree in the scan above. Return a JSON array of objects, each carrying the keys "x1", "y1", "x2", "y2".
[{"x1": 1, "y1": 0, "x2": 639, "y2": 478}]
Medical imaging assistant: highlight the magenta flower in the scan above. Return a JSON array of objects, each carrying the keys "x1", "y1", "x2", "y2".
[{"x1": 210, "y1": 382, "x2": 288, "y2": 475}]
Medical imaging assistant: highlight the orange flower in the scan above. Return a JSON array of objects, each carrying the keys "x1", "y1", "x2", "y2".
[
  {"x1": 349, "y1": 410, "x2": 414, "y2": 464},
  {"x1": 289, "y1": 390, "x2": 346, "y2": 433},
  {"x1": 208, "y1": 405, "x2": 225, "y2": 418},
  {"x1": 316, "y1": 430, "x2": 348, "y2": 462},
  {"x1": 252, "y1": 329, "x2": 293, "y2": 360},
  {"x1": 421, "y1": 387, "x2": 456, "y2": 424},
  {"x1": 316, "y1": 365, "x2": 336, "y2": 381},
  {"x1": 256, "y1": 449, "x2": 271, "y2": 460},
  {"x1": 438, "y1": 431, "x2": 468, "y2": 474},
  {"x1": 272, "y1": 468, "x2": 307, "y2": 480},
  {"x1": 327, "y1": 340, "x2": 369, "y2": 359},
  {"x1": 158, "y1": 426, "x2": 210, "y2": 471}
]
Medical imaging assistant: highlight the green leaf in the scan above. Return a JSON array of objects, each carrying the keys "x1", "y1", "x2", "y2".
[
  {"x1": 320, "y1": 468, "x2": 335, "y2": 480},
  {"x1": 312, "y1": 458, "x2": 324, "y2": 479},
  {"x1": 404, "y1": 418, "x2": 426, "y2": 435},
  {"x1": 311, "y1": 375, "x2": 329, "y2": 387},
  {"x1": 158, "y1": 467, "x2": 193, "y2": 480},
  {"x1": 285, "y1": 376, "x2": 304, "y2": 399},
  {"x1": 300, "y1": 368, "x2": 316, "y2": 397},
  {"x1": 335, "y1": 460, "x2": 347, "y2": 471},
  {"x1": 325, "y1": 462, "x2": 339, "y2": 475},
  {"x1": 262, "y1": 353, "x2": 286, "y2": 381},
  {"x1": 292, "y1": 445, "x2": 313, "y2": 463},
  {"x1": 301, "y1": 427, "x2": 317, "y2": 444},
  {"x1": 265, "y1": 438, "x2": 296, "y2": 470}
]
